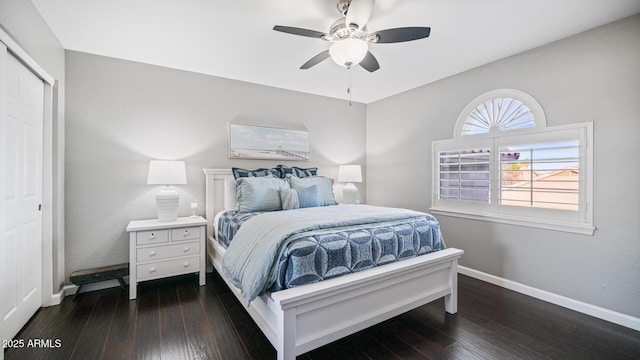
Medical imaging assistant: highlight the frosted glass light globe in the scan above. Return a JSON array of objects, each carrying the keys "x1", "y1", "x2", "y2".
[{"x1": 329, "y1": 38, "x2": 368, "y2": 68}]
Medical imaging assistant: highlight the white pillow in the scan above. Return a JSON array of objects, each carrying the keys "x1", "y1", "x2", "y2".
[{"x1": 224, "y1": 175, "x2": 237, "y2": 210}]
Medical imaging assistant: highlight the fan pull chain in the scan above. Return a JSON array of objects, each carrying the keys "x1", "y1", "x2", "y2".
[{"x1": 347, "y1": 66, "x2": 352, "y2": 106}]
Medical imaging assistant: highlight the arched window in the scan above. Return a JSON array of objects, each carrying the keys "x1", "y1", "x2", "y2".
[
  {"x1": 454, "y1": 89, "x2": 546, "y2": 137},
  {"x1": 432, "y1": 89, "x2": 594, "y2": 235}
]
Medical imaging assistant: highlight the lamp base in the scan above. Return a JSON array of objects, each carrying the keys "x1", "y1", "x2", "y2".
[
  {"x1": 342, "y1": 182, "x2": 358, "y2": 204},
  {"x1": 156, "y1": 186, "x2": 179, "y2": 222}
]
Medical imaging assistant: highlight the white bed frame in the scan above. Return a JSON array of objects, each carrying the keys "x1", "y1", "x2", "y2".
[{"x1": 203, "y1": 168, "x2": 463, "y2": 360}]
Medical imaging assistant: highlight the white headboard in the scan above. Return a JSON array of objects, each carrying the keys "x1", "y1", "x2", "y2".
[{"x1": 202, "y1": 168, "x2": 233, "y2": 239}]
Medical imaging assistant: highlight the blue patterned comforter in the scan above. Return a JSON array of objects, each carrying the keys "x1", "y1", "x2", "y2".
[
  {"x1": 217, "y1": 210, "x2": 263, "y2": 248},
  {"x1": 219, "y1": 205, "x2": 445, "y2": 302}
]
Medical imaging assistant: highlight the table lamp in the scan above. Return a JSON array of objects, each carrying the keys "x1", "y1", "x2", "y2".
[
  {"x1": 147, "y1": 160, "x2": 187, "y2": 222},
  {"x1": 338, "y1": 164, "x2": 362, "y2": 204}
]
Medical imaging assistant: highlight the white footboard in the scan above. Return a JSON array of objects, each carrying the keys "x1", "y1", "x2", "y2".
[{"x1": 208, "y1": 238, "x2": 463, "y2": 360}]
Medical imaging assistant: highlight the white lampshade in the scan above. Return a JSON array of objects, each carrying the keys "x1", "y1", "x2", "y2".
[
  {"x1": 147, "y1": 160, "x2": 187, "y2": 185},
  {"x1": 329, "y1": 38, "x2": 368, "y2": 68},
  {"x1": 147, "y1": 160, "x2": 186, "y2": 222},
  {"x1": 338, "y1": 165, "x2": 363, "y2": 183},
  {"x1": 338, "y1": 165, "x2": 362, "y2": 204}
]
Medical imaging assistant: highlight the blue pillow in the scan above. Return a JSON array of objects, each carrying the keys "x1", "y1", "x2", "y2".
[
  {"x1": 232, "y1": 167, "x2": 280, "y2": 179},
  {"x1": 280, "y1": 186, "x2": 320, "y2": 210},
  {"x1": 235, "y1": 177, "x2": 289, "y2": 212},
  {"x1": 296, "y1": 185, "x2": 320, "y2": 208},
  {"x1": 287, "y1": 176, "x2": 337, "y2": 206}
]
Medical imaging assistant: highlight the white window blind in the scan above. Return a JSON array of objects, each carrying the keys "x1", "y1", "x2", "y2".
[{"x1": 438, "y1": 148, "x2": 491, "y2": 203}]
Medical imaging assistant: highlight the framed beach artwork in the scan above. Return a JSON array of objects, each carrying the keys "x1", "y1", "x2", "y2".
[{"x1": 228, "y1": 123, "x2": 310, "y2": 161}]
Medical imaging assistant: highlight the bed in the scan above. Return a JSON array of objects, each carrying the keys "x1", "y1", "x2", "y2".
[{"x1": 203, "y1": 168, "x2": 463, "y2": 360}]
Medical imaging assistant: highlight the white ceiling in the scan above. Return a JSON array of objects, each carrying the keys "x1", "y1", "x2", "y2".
[{"x1": 31, "y1": 0, "x2": 640, "y2": 104}]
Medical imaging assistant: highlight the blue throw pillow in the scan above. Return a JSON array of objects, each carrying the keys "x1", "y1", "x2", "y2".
[
  {"x1": 287, "y1": 176, "x2": 337, "y2": 206},
  {"x1": 235, "y1": 177, "x2": 289, "y2": 212},
  {"x1": 232, "y1": 167, "x2": 280, "y2": 179},
  {"x1": 276, "y1": 165, "x2": 317, "y2": 178},
  {"x1": 280, "y1": 186, "x2": 320, "y2": 210},
  {"x1": 296, "y1": 185, "x2": 320, "y2": 208}
]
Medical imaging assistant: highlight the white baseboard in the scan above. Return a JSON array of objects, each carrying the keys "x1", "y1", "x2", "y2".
[
  {"x1": 43, "y1": 284, "x2": 77, "y2": 306},
  {"x1": 459, "y1": 266, "x2": 640, "y2": 331},
  {"x1": 62, "y1": 284, "x2": 78, "y2": 297},
  {"x1": 44, "y1": 290, "x2": 62, "y2": 306}
]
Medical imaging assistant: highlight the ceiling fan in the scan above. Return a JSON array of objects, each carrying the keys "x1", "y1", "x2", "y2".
[{"x1": 273, "y1": 0, "x2": 431, "y2": 72}]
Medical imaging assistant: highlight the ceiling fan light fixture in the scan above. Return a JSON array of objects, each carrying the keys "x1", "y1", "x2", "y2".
[
  {"x1": 329, "y1": 38, "x2": 368, "y2": 67},
  {"x1": 273, "y1": 0, "x2": 431, "y2": 72}
]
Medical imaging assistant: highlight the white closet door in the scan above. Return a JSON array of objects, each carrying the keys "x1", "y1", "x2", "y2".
[{"x1": 1, "y1": 50, "x2": 44, "y2": 342}]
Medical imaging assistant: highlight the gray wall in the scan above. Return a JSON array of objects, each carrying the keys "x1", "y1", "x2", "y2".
[
  {"x1": 64, "y1": 51, "x2": 366, "y2": 278},
  {"x1": 0, "y1": 0, "x2": 66, "y2": 293},
  {"x1": 366, "y1": 14, "x2": 640, "y2": 318}
]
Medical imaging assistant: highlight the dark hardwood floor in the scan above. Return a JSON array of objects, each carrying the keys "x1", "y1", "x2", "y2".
[{"x1": 5, "y1": 272, "x2": 639, "y2": 360}]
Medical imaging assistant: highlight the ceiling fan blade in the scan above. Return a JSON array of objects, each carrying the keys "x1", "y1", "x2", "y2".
[
  {"x1": 359, "y1": 51, "x2": 380, "y2": 72},
  {"x1": 371, "y1": 27, "x2": 431, "y2": 43},
  {"x1": 300, "y1": 50, "x2": 331, "y2": 69},
  {"x1": 273, "y1": 25, "x2": 328, "y2": 39},
  {"x1": 346, "y1": 0, "x2": 375, "y2": 30}
]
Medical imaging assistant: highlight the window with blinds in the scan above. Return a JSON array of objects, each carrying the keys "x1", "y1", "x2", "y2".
[{"x1": 431, "y1": 89, "x2": 594, "y2": 234}]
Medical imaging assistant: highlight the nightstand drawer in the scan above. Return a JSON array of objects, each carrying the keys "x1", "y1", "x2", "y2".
[
  {"x1": 171, "y1": 226, "x2": 200, "y2": 241},
  {"x1": 136, "y1": 241, "x2": 200, "y2": 262},
  {"x1": 136, "y1": 256, "x2": 200, "y2": 280},
  {"x1": 136, "y1": 229, "x2": 169, "y2": 245}
]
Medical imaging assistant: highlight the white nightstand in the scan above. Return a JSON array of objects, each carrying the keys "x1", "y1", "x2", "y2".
[{"x1": 126, "y1": 216, "x2": 207, "y2": 300}]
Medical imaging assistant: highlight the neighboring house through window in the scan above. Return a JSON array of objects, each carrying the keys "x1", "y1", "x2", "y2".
[{"x1": 431, "y1": 89, "x2": 594, "y2": 234}]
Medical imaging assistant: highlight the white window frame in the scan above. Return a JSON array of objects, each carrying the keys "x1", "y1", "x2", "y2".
[{"x1": 431, "y1": 89, "x2": 594, "y2": 235}]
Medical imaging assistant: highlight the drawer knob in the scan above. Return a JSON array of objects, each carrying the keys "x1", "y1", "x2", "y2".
[
  {"x1": 183, "y1": 247, "x2": 189, "y2": 252},
  {"x1": 183, "y1": 262, "x2": 190, "y2": 268},
  {"x1": 183, "y1": 230, "x2": 189, "y2": 236},
  {"x1": 149, "y1": 268, "x2": 156, "y2": 273},
  {"x1": 149, "y1": 251, "x2": 156, "y2": 257},
  {"x1": 150, "y1": 233, "x2": 156, "y2": 239}
]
